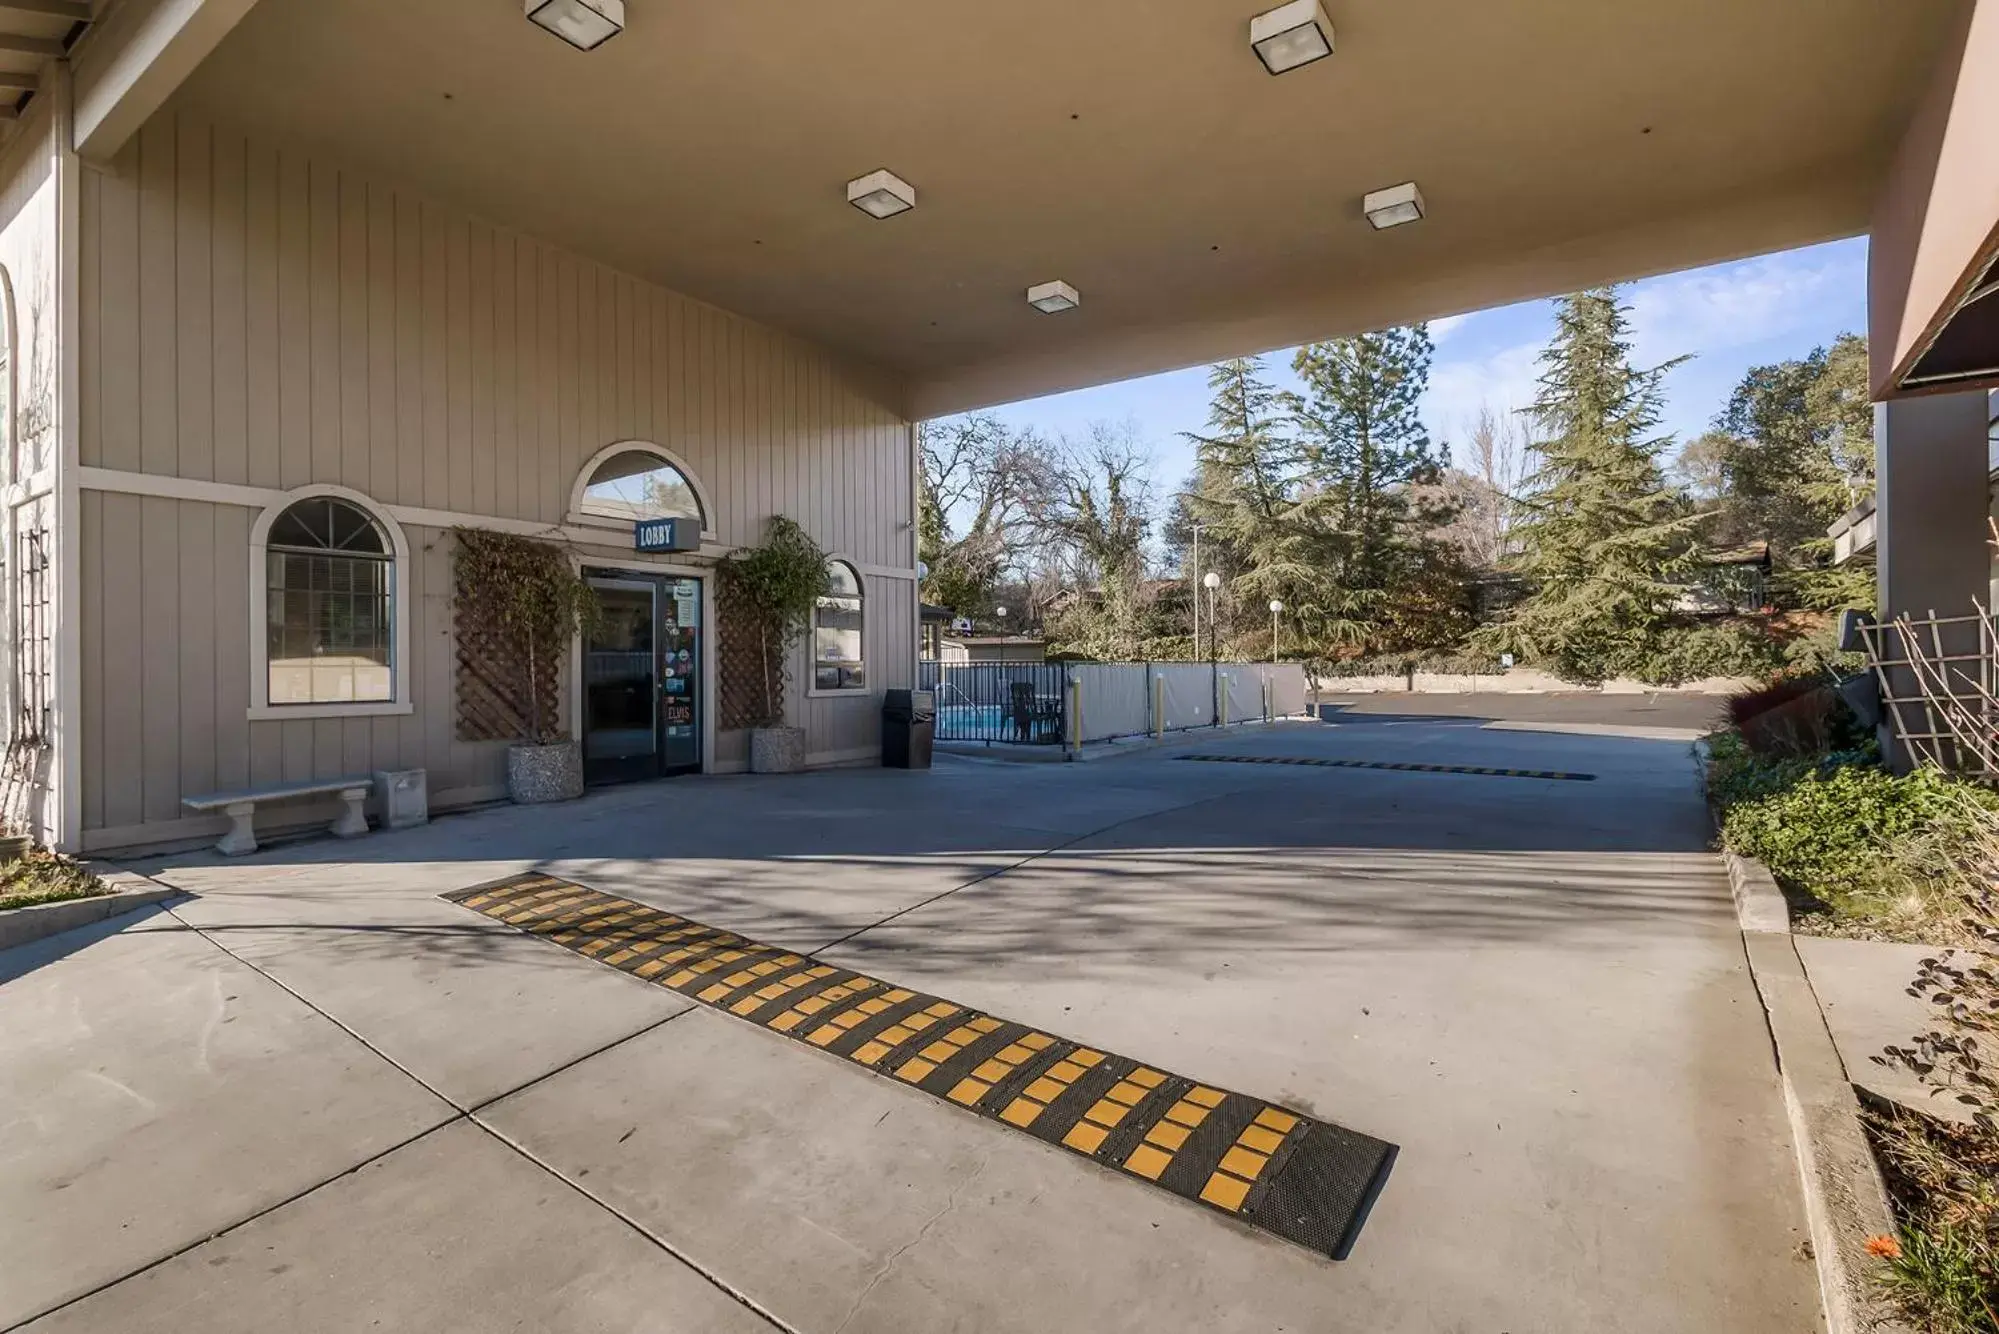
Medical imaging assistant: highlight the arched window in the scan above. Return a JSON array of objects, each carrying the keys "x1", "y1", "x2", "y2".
[
  {"x1": 812, "y1": 559, "x2": 865, "y2": 692},
  {"x1": 576, "y1": 447, "x2": 705, "y2": 528},
  {"x1": 260, "y1": 494, "x2": 398, "y2": 708}
]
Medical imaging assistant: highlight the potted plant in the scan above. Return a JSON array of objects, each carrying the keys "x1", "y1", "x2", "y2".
[
  {"x1": 719, "y1": 516, "x2": 829, "y2": 773},
  {"x1": 452, "y1": 528, "x2": 599, "y2": 803}
]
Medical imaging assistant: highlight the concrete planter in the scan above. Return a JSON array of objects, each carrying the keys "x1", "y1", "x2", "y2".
[
  {"x1": 749, "y1": 726, "x2": 806, "y2": 774},
  {"x1": 506, "y1": 741, "x2": 583, "y2": 804},
  {"x1": 0, "y1": 834, "x2": 27, "y2": 867}
]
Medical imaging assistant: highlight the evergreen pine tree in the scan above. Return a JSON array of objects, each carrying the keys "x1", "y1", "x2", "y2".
[
  {"x1": 1497, "y1": 287, "x2": 1695, "y2": 682},
  {"x1": 1285, "y1": 324, "x2": 1454, "y2": 648},
  {"x1": 1180, "y1": 357, "x2": 1300, "y2": 650}
]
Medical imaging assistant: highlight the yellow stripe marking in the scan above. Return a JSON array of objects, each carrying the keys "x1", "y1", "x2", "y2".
[
  {"x1": 1238, "y1": 1125, "x2": 1286, "y2": 1154},
  {"x1": 1186, "y1": 1086, "x2": 1225, "y2": 1108},
  {"x1": 999, "y1": 1097, "x2": 1044, "y2": 1128},
  {"x1": 1200, "y1": 1173, "x2": 1251, "y2": 1211},
  {"x1": 972, "y1": 1059, "x2": 1011, "y2": 1082},
  {"x1": 1020, "y1": 1033, "x2": 1054, "y2": 1051},
  {"x1": 1083, "y1": 1098, "x2": 1131, "y2": 1129},
  {"x1": 1165, "y1": 1101, "x2": 1210, "y2": 1129},
  {"x1": 1144, "y1": 1120, "x2": 1191, "y2": 1150},
  {"x1": 1063, "y1": 1121, "x2": 1109, "y2": 1154},
  {"x1": 896, "y1": 1057, "x2": 935, "y2": 1082},
  {"x1": 1045, "y1": 1060, "x2": 1086, "y2": 1083},
  {"x1": 853, "y1": 1040, "x2": 893, "y2": 1065},
  {"x1": 1105, "y1": 1080, "x2": 1147, "y2": 1106},
  {"x1": 698, "y1": 983, "x2": 733, "y2": 1003},
  {"x1": 920, "y1": 1040, "x2": 958, "y2": 1063},
  {"x1": 1220, "y1": 1146, "x2": 1269, "y2": 1179},
  {"x1": 1124, "y1": 1144, "x2": 1172, "y2": 1180},
  {"x1": 947, "y1": 1078, "x2": 989, "y2": 1106},
  {"x1": 1127, "y1": 1067, "x2": 1165, "y2": 1088},
  {"x1": 1254, "y1": 1108, "x2": 1299, "y2": 1134}
]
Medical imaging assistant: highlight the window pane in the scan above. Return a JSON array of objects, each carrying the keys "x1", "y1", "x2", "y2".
[
  {"x1": 824, "y1": 560, "x2": 861, "y2": 597},
  {"x1": 581, "y1": 451, "x2": 703, "y2": 525},
  {"x1": 267, "y1": 549, "x2": 393, "y2": 705},
  {"x1": 814, "y1": 570, "x2": 863, "y2": 690},
  {"x1": 268, "y1": 497, "x2": 387, "y2": 555}
]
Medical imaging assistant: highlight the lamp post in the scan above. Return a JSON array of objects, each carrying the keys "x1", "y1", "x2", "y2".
[
  {"x1": 1189, "y1": 520, "x2": 1206, "y2": 661},
  {"x1": 994, "y1": 605, "x2": 1008, "y2": 633},
  {"x1": 1269, "y1": 599, "x2": 1284, "y2": 664},
  {"x1": 1203, "y1": 570, "x2": 1222, "y2": 726}
]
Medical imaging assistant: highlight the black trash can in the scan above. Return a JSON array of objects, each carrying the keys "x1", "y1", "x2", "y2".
[{"x1": 882, "y1": 689, "x2": 935, "y2": 769}]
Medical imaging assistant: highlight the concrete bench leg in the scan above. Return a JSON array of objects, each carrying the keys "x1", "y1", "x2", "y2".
[
  {"x1": 217, "y1": 802, "x2": 259, "y2": 857},
  {"x1": 330, "y1": 787, "x2": 370, "y2": 839}
]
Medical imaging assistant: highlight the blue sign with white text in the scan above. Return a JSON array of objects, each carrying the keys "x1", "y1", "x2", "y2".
[{"x1": 634, "y1": 518, "x2": 698, "y2": 553}]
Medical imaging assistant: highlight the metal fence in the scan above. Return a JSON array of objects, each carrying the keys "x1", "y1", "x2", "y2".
[
  {"x1": 918, "y1": 660, "x2": 1312, "y2": 747},
  {"x1": 919, "y1": 661, "x2": 1071, "y2": 744}
]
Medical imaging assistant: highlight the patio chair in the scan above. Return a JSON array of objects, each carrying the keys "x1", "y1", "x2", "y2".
[{"x1": 1010, "y1": 680, "x2": 1059, "y2": 742}]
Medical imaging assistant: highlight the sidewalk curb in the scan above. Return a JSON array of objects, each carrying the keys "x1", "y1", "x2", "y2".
[
  {"x1": 0, "y1": 864, "x2": 182, "y2": 952},
  {"x1": 1726, "y1": 848, "x2": 1911, "y2": 1334}
]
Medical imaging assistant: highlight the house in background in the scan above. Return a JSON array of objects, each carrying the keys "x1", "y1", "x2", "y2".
[
  {"x1": 0, "y1": 0, "x2": 1981, "y2": 852},
  {"x1": 938, "y1": 636, "x2": 1048, "y2": 665}
]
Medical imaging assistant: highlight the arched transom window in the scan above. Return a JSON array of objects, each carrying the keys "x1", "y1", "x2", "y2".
[
  {"x1": 578, "y1": 449, "x2": 705, "y2": 527},
  {"x1": 265, "y1": 497, "x2": 395, "y2": 705},
  {"x1": 813, "y1": 559, "x2": 865, "y2": 692}
]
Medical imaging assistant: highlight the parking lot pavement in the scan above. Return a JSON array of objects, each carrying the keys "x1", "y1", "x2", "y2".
[{"x1": 2, "y1": 699, "x2": 1817, "y2": 1333}]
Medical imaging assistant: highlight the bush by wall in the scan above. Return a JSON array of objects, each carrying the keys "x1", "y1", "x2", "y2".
[{"x1": 1721, "y1": 763, "x2": 1998, "y2": 915}]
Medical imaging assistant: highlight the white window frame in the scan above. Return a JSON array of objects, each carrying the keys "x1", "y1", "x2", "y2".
[
  {"x1": 566, "y1": 440, "x2": 716, "y2": 541},
  {"x1": 247, "y1": 484, "x2": 413, "y2": 720},
  {"x1": 807, "y1": 555, "x2": 868, "y2": 698}
]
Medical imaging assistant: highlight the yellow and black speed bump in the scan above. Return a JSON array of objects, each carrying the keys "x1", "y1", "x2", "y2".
[
  {"x1": 1178, "y1": 753, "x2": 1595, "y2": 781},
  {"x1": 446, "y1": 874, "x2": 1398, "y2": 1261}
]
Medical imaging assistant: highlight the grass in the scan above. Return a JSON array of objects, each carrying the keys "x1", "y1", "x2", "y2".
[
  {"x1": 0, "y1": 849, "x2": 108, "y2": 912},
  {"x1": 1867, "y1": 1104, "x2": 1999, "y2": 1334}
]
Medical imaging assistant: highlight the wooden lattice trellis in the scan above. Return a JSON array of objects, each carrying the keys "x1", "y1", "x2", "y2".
[
  {"x1": 716, "y1": 581, "x2": 781, "y2": 732},
  {"x1": 453, "y1": 554, "x2": 562, "y2": 744}
]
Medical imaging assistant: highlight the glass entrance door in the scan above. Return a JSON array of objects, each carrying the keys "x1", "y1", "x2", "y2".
[{"x1": 581, "y1": 572, "x2": 702, "y2": 785}]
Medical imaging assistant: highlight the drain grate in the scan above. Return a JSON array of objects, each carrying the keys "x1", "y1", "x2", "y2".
[
  {"x1": 446, "y1": 874, "x2": 1398, "y2": 1262},
  {"x1": 1178, "y1": 753, "x2": 1595, "y2": 781}
]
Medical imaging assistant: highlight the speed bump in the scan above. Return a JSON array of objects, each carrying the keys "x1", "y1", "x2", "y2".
[
  {"x1": 1178, "y1": 753, "x2": 1595, "y2": 781},
  {"x1": 446, "y1": 873, "x2": 1397, "y2": 1262}
]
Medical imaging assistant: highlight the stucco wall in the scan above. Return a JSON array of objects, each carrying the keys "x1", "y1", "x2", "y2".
[{"x1": 76, "y1": 111, "x2": 917, "y2": 849}]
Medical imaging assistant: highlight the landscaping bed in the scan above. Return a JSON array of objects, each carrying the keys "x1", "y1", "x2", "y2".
[
  {"x1": 1708, "y1": 669, "x2": 1999, "y2": 1332},
  {"x1": 0, "y1": 849, "x2": 109, "y2": 913}
]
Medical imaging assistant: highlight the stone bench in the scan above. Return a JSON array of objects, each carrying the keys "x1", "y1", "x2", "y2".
[{"x1": 183, "y1": 777, "x2": 373, "y2": 856}]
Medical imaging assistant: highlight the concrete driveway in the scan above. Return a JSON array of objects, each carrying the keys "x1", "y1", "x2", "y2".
[{"x1": 0, "y1": 701, "x2": 1820, "y2": 1332}]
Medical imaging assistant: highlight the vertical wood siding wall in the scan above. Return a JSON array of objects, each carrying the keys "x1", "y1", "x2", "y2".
[{"x1": 77, "y1": 112, "x2": 916, "y2": 846}]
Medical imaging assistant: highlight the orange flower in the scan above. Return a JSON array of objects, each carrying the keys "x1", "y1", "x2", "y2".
[{"x1": 1864, "y1": 1234, "x2": 1902, "y2": 1259}]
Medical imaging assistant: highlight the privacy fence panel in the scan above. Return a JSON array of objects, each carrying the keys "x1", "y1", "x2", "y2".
[
  {"x1": 918, "y1": 660, "x2": 1312, "y2": 746},
  {"x1": 1074, "y1": 664, "x2": 1151, "y2": 742}
]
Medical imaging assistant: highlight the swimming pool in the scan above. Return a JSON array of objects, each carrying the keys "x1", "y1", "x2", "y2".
[{"x1": 934, "y1": 702, "x2": 1060, "y2": 743}]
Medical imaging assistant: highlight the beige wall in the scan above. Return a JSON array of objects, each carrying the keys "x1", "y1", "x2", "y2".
[
  {"x1": 77, "y1": 111, "x2": 917, "y2": 850},
  {"x1": 1870, "y1": 1, "x2": 1999, "y2": 395}
]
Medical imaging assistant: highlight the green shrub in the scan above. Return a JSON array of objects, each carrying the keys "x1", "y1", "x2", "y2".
[
  {"x1": 1722, "y1": 765, "x2": 1997, "y2": 913},
  {"x1": 1629, "y1": 623, "x2": 1787, "y2": 685}
]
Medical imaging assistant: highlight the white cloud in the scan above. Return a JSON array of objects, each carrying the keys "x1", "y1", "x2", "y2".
[
  {"x1": 1626, "y1": 245, "x2": 1865, "y2": 366},
  {"x1": 1427, "y1": 312, "x2": 1473, "y2": 342},
  {"x1": 1422, "y1": 338, "x2": 1543, "y2": 464}
]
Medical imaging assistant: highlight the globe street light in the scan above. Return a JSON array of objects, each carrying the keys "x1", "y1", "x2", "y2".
[
  {"x1": 1202, "y1": 570, "x2": 1223, "y2": 725},
  {"x1": 1269, "y1": 599, "x2": 1284, "y2": 663}
]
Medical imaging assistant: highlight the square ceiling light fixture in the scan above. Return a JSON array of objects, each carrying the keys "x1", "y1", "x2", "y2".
[
  {"x1": 1250, "y1": 0, "x2": 1334, "y2": 75},
  {"x1": 847, "y1": 169, "x2": 917, "y2": 219},
  {"x1": 1026, "y1": 281, "x2": 1080, "y2": 314},
  {"x1": 1363, "y1": 181, "x2": 1425, "y2": 229},
  {"x1": 526, "y1": 0, "x2": 624, "y2": 51}
]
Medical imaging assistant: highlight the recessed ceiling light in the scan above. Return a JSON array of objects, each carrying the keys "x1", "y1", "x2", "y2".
[
  {"x1": 847, "y1": 170, "x2": 917, "y2": 219},
  {"x1": 525, "y1": 0, "x2": 624, "y2": 52},
  {"x1": 1250, "y1": 0, "x2": 1334, "y2": 75},
  {"x1": 1027, "y1": 281, "x2": 1080, "y2": 314},
  {"x1": 1363, "y1": 182, "x2": 1425, "y2": 230}
]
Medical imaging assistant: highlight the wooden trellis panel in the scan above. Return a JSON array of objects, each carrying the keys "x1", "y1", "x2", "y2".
[
  {"x1": 716, "y1": 585, "x2": 780, "y2": 732},
  {"x1": 454, "y1": 572, "x2": 561, "y2": 744}
]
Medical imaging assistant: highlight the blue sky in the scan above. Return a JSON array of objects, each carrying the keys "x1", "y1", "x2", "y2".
[{"x1": 980, "y1": 236, "x2": 1869, "y2": 484}]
